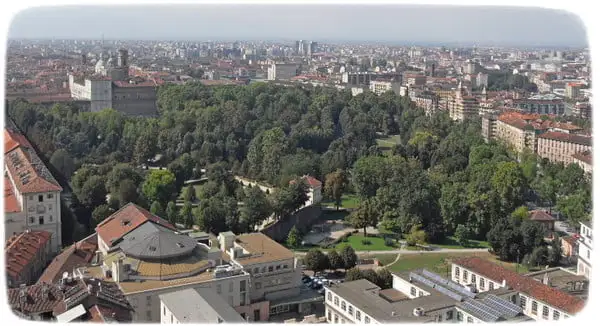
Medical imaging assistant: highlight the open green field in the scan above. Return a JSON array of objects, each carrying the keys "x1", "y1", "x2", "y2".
[
  {"x1": 387, "y1": 251, "x2": 530, "y2": 277},
  {"x1": 376, "y1": 134, "x2": 401, "y2": 152},
  {"x1": 359, "y1": 253, "x2": 398, "y2": 266},
  {"x1": 335, "y1": 235, "x2": 398, "y2": 251},
  {"x1": 321, "y1": 194, "x2": 361, "y2": 209},
  {"x1": 435, "y1": 236, "x2": 490, "y2": 249}
]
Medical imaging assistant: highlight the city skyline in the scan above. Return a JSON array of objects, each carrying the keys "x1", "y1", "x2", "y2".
[{"x1": 9, "y1": 5, "x2": 588, "y2": 47}]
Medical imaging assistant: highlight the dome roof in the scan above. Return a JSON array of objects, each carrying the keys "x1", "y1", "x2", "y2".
[{"x1": 118, "y1": 222, "x2": 197, "y2": 260}]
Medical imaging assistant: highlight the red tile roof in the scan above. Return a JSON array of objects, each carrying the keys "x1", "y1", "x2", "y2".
[
  {"x1": 95, "y1": 203, "x2": 176, "y2": 246},
  {"x1": 289, "y1": 175, "x2": 322, "y2": 188},
  {"x1": 37, "y1": 233, "x2": 98, "y2": 284},
  {"x1": 538, "y1": 132, "x2": 592, "y2": 147},
  {"x1": 5, "y1": 176, "x2": 21, "y2": 213},
  {"x1": 572, "y1": 151, "x2": 592, "y2": 165},
  {"x1": 5, "y1": 230, "x2": 52, "y2": 278},
  {"x1": 4, "y1": 128, "x2": 32, "y2": 153},
  {"x1": 8, "y1": 283, "x2": 64, "y2": 314},
  {"x1": 529, "y1": 210, "x2": 555, "y2": 222},
  {"x1": 453, "y1": 257, "x2": 585, "y2": 314}
]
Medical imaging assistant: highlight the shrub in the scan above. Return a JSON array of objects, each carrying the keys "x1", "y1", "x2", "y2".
[
  {"x1": 361, "y1": 239, "x2": 372, "y2": 245},
  {"x1": 384, "y1": 238, "x2": 395, "y2": 247}
]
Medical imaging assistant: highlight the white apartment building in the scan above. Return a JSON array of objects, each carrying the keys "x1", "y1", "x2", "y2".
[
  {"x1": 369, "y1": 80, "x2": 401, "y2": 95},
  {"x1": 267, "y1": 63, "x2": 300, "y2": 80},
  {"x1": 324, "y1": 269, "x2": 531, "y2": 324},
  {"x1": 577, "y1": 221, "x2": 593, "y2": 279},
  {"x1": 68, "y1": 74, "x2": 113, "y2": 112},
  {"x1": 4, "y1": 126, "x2": 62, "y2": 254},
  {"x1": 452, "y1": 257, "x2": 585, "y2": 321}
]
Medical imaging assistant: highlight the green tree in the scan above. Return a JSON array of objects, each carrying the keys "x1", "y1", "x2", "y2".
[
  {"x1": 150, "y1": 201, "x2": 165, "y2": 217},
  {"x1": 348, "y1": 199, "x2": 378, "y2": 238},
  {"x1": 92, "y1": 204, "x2": 113, "y2": 225},
  {"x1": 340, "y1": 245, "x2": 358, "y2": 270},
  {"x1": 286, "y1": 226, "x2": 301, "y2": 248},
  {"x1": 105, "y1": 164, "x2": 142, "y2": 194},
  {"x1": 166, "y1": 201, "x2": 178, "y2": 225},
  {"x1": 180, "y1": 201, "x2": 194, "y2": 228},
  {"x1": 492, "y1": 161, "x2": 527, "y2": 214},
  {"x1": 362, "y1": 269, "x2": 378, "y2": 284},
  {"x1": 49, "y1": 149, "x2": 75, "y2": 180},
  {"x1": 142, "y1": 170, "x2": 176, "y2": 204},
  {"x1": 241, "y1": 187, "x2": 272, "y2": 231},
  {"x1": 133, "y1": 131, "x2": 156, "y2": 165},
  {"x1": 531, "y1": 246, "x2": 548, "y2": 267},
  {"x1": 439, "y1": 182, "x2": 469, "y2": 233},
  {"x1": 511, "y1": 206, "x2": 529, "y2": 221},
  {"x1": 327, "y1": 249, "x2": 344, "y2": 270},
  {"x1": 324, "y1": 169, "x2": 348, "y2": 210},
  {"x1": 405, "y1": 224, "x2": 427, "y2": 247},
  {"x1": 118, "y1": 179, "x2": 139, "y2": 207},
  {"x1": 305, "y1": 249, "x2": 329, "y2": 272},
  {"x1": 557, "y1": 190, "x2": 590, "y2": 226},
  {"x1": 182, "y1": 185, "x2": 196, "y2": 202},
  {"x1": 345, "y1": 267, "x2": 363, "y2": 282},
  {"x1": 455, "y1": 224, "x2": 471, "y2": 247},
  {"x1": 376, "y1": 268, "x2": 393, "y2": 289},
  {"x1": 548, "y1": 236, "x2": 562, "y2": 267},
  {"x1": 76, "y1": 175, "x2": 108, "y2": 209}
]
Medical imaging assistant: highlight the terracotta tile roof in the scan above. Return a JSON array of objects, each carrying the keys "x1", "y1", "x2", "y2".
[
  {"x1": 37, "y1": 233, "x2": 98, "y2": 284},
  {"x1": 561, "y1": 235, "x2": 578, "y2": 247},
  {"x1": 8, "y1": 283, "x2": 64, "y2": 314},
  {"x1": 5, "y1": 176, "x2": 21, "y2": 213},
  {"x1": 538, "y1": 132, "x2": 592, "y2": 147},
  {"x1": 5, "y1": 230, "x2": 52, "y2": 278},
  {"x1": 572, "y1": 151, "x2": 592, "y2": 165},
  {"x1": 4, "y1": 128, "x2": 32, "y2": 153},
  {"x1": 95, "y1": 203, "x2": 176, "y2": 246},
  {"x1": 453, "y1": 257, "x2": 585, "y2": 314},
  {"x1": 289, "y1": 175, "x2": 322, "y2": 189},
  {"x1": 529, "y1": 210, "x2": 555, "y2": 222}
]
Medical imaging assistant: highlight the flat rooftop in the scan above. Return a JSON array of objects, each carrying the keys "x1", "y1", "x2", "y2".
[{"x1": 231, "y1": 233, "x2": 294, "y2": 265}]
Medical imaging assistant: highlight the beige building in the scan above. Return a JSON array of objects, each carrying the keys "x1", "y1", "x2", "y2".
[
  {"x1": 268, "y1": 63, "x2": 300, "y2": 80},
  {"x1": 4, "y1": 126, "x2": 62, "y2": 254},
  {"x1": 448, "y1": 82, "x2": 479, "y2": 121},
  {"x1": 537, "y1": 132, "x2": 592, "y2": 166},
  {"x1": 369, "y1": 80, "x2": 401, "y2": 95},
  {"x1": 572, "y1": 151, "x2": 592, "y2": 175},
  {"x1": 565, "y1": 83, "x2": 584, "y2": 99}
]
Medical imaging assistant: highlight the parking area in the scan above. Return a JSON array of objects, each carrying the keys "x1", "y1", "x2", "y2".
[
  {"x1": 301, "y1": 221, "x2": 379, "y2": 246},
  {"x1": 301, "y1": 270, "x2": 346, "y2": 295}
]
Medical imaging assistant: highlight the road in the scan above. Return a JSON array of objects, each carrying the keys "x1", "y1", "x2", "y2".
[{"x1": 293, "y1": 248, "x2": 490, "y2": 256}]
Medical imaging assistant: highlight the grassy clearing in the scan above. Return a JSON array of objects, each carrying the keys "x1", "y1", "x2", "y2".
[
  {"x1": 321, "y1": 194, "x2": 361, "y2": 209},
  {"x1": 435, "y1": 236, "x2": 490, "y2": 249},
  {"x1": 360, "y1": 253, "x2": 398, "y2": 266},
  {"x1": 335, "y1": 235, "x2": 397, "y2": 251},
  {"x1": 376, "y1": 134, "x2": 401, "y2": 152},
  {"x1": 177, "y1": 185, "x2": 203, "y2": 200},
  {"x1": 387, "y1": 251, "x2": 530, "y2": 276}
]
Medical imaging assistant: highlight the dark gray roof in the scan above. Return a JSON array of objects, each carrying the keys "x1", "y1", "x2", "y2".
[
  {"x1": 117, "y1": 222, "x2": 197, "y2": 259},
  {"x1": 159, "y1": 288, "x2": 245, "y2": 323}
]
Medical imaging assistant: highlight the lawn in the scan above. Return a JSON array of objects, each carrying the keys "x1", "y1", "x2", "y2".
[
  {"x1": 376, "y1": 134, "x2": 401, "y2": 152},
  {"x1": 387, "y1": 251, "x2": 530, "y2": 277},
  {"x1": 435, "y1": 236, "x2": 490, "y2": 249},
  {"x1": 360, "y1": 253, "x2": 398, "y2": 266},
  {"x1": 321, "y1": 194, "x2": 361, "y2": 209},
  {"x1": 335, "y1": 235, "x2": 397, "y2": 251},
  {"x1": 177, "y1": 185, "x2": 203, "y2": 200}
]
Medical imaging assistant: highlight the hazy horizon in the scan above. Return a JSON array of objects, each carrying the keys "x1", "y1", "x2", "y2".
[{"x1": 8, "y1": 5, "x2": 588, "y2": 47}]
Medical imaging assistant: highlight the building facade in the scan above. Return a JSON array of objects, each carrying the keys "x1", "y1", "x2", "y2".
[
  {"x1": 577, "y1": 221, "x2": 593, "y2": 279},
  {"x1": 5, "y1": 230, "x2": 52, "y2": 287},
  {"x1": 267, "y1": 63, "x2": 300, "y2": 80},
  {"x1": 537, "y1": 132, "x2": 592, "y2": 166}
]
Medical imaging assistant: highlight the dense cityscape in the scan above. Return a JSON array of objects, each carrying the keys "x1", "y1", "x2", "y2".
[{"x1": 3, "y1": 15, "x2": 593, "y2": 324}]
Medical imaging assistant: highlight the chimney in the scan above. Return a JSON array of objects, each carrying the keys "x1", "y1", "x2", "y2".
[
  {"x1": 502, "y1": 279, "x2": 506, "y2": 287},
  {"x1": 543, "y1": 273, "x2": 549, "y2": 285},
  {"x1": 41, "y1": 283, "x2": 49, "y2": 299},
  {"x1": 19, "y1": 289, "x2": 27, "y2": 308}
]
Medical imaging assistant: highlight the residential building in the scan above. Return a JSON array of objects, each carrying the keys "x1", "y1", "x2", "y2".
[
  {"x1": 572, "y1": 102, "x2": 591, "y2": 119},
  {"x1": 448, "y1": 82, "x2": 479, "y2": 121},
  {"x1": 268, "y1": 63, "x2": 300, "y2": 80},
  {"x1": 412, "y1": 93, "x2": 439, "y2": 116},
  {"x1": 4, "y1": 125, "x2": 62, "y2": 254},
  {"x1": 561, "y1": 235, "x2": 578, "y2": 259},
  {"x1": 5, "y1": 230, "x2": 52, "y2": 287},
  {"x1": 88, "y1": 203, "x2": 251, "y2": 322},
  {"x1": 513, "y1": 94, "x2": 566, "y2": 115},
  {"x1": 403, "y1": 73, "x2": 426, "y2": 86},
  {"x1": 476, "y1": 72, "x2": 489, "y2": 88},
  {"x1": 159, "y1": 288, "x2": 245, "y2": 323},
  {"x1": 324, "y1": 270, "x2": 531, "y2": 324},
  {"x1": 525, "y1": 268, "x2": 589, "y2": 300},
  {"x1": 572, "y1": 151, "x2": 592, "y2": 175},
  {"x1": 452, "y1": 257, "x2": 585, "y2": 320},
  {"x1": 369, "y1": 80, "x2": 401, "y2": 95},
  {"x1": 37, "y1": 233, "x2": 98, "y2": 284},
  {"x1": 537, "y1": 132, "x2": 592, "y2": 166},
  {"x1": 528, "y1": 210, "x2": 555, "y2": 236},
  {"x1": 342, "y1": 72, "x2": 378, "y2": 86},
  {"x1": 219, "y1": 232, "x2": 322, "y2": 320},
  {"x1": 565, "y1": 83, "x2": 584, "y2": 99},
  {"x1": 8, "y1": 277, "x2": 133, "y2": 322},
  {"x1": 290, "y1": 175, "x2": 323, "y2": 207},
  {"x1": 577, "y1": 221, "x2": 593, "y2": 279},
  {"x1": 481, "y1": 113, "x2": 498, "y2": 143}
]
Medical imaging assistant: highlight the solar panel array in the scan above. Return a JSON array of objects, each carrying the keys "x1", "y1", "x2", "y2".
[
  {"x1": 421, "y1": 269, "x2": 476, "y2": 298},
  {"x1": 461, "y1": 299, "x2": 501, "y2": 322},
  {"x1": 434, "y1": 285, "x2": 464, "y2": 301},
  {"x1": 483, "y1": 294, "x2": 522, "y2": 318},
  {"x1": 409, "y1": 272, "x2": 436, "y2": 288}
]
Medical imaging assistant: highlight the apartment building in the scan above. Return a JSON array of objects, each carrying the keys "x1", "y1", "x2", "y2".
[
  {"x1": 268, "y1": 63, "x2": 300, "y2": 80},
  {"x1": 452, "y1": 257, "x2": 585, "y2": 321},
  {"x1": 86, "y1": 203, "x2": 251, "y2": 322},
  {"x1": 449, "y1": 83, "x2": 479, "y2": 121},
  {"x1": 37, "y1": 233, "x2": 98, "y2": 284},
  {"x1": 572, "y1": 151, "x2": 592, "y2": 175},
  {"x1": 577, "y1": 221, "x2": 593, "y2": 279},
  {"x1": 481, "y1": 113, "x2": 498, "y2": 143},
  {"x1": 513, "y1": 94, "x2": 565, "y2": 115},
  {"x1": 565, "y1": 83, "x2": 584, "y2": 99},
  {"x1": 159, "y1": 288, "x2": 245, "y2": 323},
  {"x1": 537, "y1": 132, "x2": 592, "y2": 166},
  {"x1": 412, "y1": 92, "x2": 440, "y2": 116},
  {"x1": 369, "y1": 79, "x2": 401, "y2": 95},
  {"x1": 572, "y1": 102, "x2": 591, "y2": 119},
  {"x1": 494, "y1": 113, "x2": 538, "y2": 153},
  {"x1": 342, "y1": 72, "x2": 377, "y2": 86},
  {"x1": 324, "y1": 270, "x2": 530, "y2": 324},
  {"x1": 4, "y1": 125, "x2": 62, "y2": 254},
  {"x1": 5, "y1": 230, "x2": 52, "y2": 287},
  {"x1": 219, "y1": 232, "x2": 321, "y2": 320}
]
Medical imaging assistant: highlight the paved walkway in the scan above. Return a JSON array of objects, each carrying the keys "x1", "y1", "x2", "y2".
[{"x1": 294, "y1": 248, "x2": 489, "y2": 256}]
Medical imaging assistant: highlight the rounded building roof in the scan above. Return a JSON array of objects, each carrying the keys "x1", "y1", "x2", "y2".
[{"x1": 118, "y1": 222, "x2": 197, "y2": 260}]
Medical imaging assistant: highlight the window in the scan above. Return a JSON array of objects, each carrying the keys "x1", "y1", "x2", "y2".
[
  {"x1": 463, "y1": 270, "x2": 468, "y2": 282},
  {"x1": 419, "y1": 291, "x2": 423, "y2": 297},
  {"x1": 217, "y1": 284, "x2": 222, "y2": 294},
  {"x1": 268, "y1": 266, "x2": 273, "y2": 272},
  {"x1": 48, "y1": 193, "x2": 54, "y2": 199},
  {"x1": 255, "y1": 282, "x2": 261, "y2": 289},
  {"x1": 327, "y1": 311, "x2": 332, "y2": 322},
  {"x1": 455, "y1": 267, "x2": 460, "y2": 278},
  {"x1": 146, "y1": 311, "x2": 152, "y2": 320},
  {"x1": 327, "y1": 292, "x2": 332, "y2": 301},
  {"x1": 471, "y1": 274, "x2": 476, "y2": 283},
  {"x1": 457, "y1": 312, "x2": 463, "y2": 321},
  {"x1": 341, "y1": 301, "x2": 346, "y2": 311},
  {"x1": 29, "y1": 196, "x2": 34, "y2": 201},
  {"x1": 254, "y1": 267, "x2": 259, "y2": 274},
  {"x1": 356, "y1": 311, "x2": 361, "y2": 321},
  {"x1": 520, "y1": 295, "x2": 526, "y2": 308},
  {"x1": 365, "y1": 316, "x2": 370, "y2": 324},
  {"x1": 479, "y1": 278, "x2": 485, "y2": 289},
  {"x1": 553, "y1": 311, "x2": 560, "y2": 320},
  {"x1": 146, "y1": 296, "x2": 152, "y2": 306},
  {"x1": 240, "y1": 292, "x2": 246, "y2": 304},
  {"x1": 348, "y1": 305, "x2": 353, "y2": 315},
  {"x1": 587, "y1": 250, "x2": 590, "y2": 259},
  {"x1": 262, "y1": 267, "x2": 266, "y2": 273},
  {"x1": 29, "y1": 217, "x2": 34, "y2": 224},
  {"x1": 38, "y1": 195, "x2": 43, "y2": 202},
  {"x1": 240, "y1": 280, "x2": 246, "y2": 292},
  {"x1": 283, "y1": 264, "x2": 288, "y2": 269},
  {"x1": 49, "y1": 216, "x2": 53, "y2": 222},
  {"x1": 276, "y1": 265, "x2": 281, "y2": 270},
  {"x1": 217, "y1": 317, "x2": 223, "y2": 323},
  {"x1": 410, "y1": 287, "x2": 416, "y2": 296},
  {"x1": 49, "y1": 204, "x2": 52, "y2": 211},
  {"x1": 163, "y1": 307, "x2": 166, "y2": 316},
  {"x1": 334, "y1": 297, "x2": 339, "y2": 306},
  {"x1": 446, "y1": 310, "x2": 453, "y2": 320},
  {"x1": 467, "y1": 316, "x2": 473, "y2": 323},
  {"x1": 532, "y1": 301, "x2": 538, "y2": 314},
  {"x1": 229, "y1": 281, "x2": 233, "y2": 292},
  {"x1": 171, "y1": 315, "x2": 173, "y2": 323},
  {"x1": 489, "y1": 283, "x2": 494, "y2": 290},
  {"x1": 511, "y1": 295, "x2": 517, "y2": 304},
  {"x1": 334, "y1": 314, "x2": 339, "y2": 323},
  {"x1": 542, "y1": 306, "x2": 549, "y2": 319},
  {"x1": 39, "y1": 216, "x2": 44, "y2": 225}
]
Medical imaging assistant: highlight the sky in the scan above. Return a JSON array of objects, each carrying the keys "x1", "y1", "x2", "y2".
[{"x1": 8, "y1": 5, "x2": 588, "y2": 47}]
